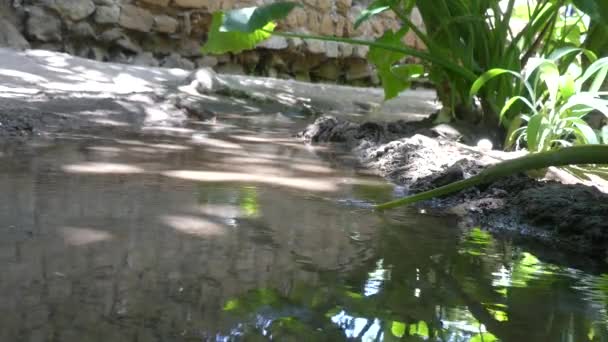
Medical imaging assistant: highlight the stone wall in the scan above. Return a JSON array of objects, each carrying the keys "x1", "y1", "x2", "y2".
[{"x1": 3, "y1": 0, "x2": 424, "y2": 85}]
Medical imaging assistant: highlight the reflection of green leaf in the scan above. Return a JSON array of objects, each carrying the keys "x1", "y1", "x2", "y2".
[
  {"x1": 391, "y1": 321, "x2": 406, "y2": 337},
  {"x1": 469, "y1": 332, "x2": 498, "y2": 342},
  {"x1": 240, "y1": 187, "x2": 260, "y2": 217},
  {"x1": 409, "y1": 321, "x2": 429, "y2": 338},
  {"x1": 202, "y1": 12, "x2": 275, "y2": 54},
  {"x1": 460, "y1": 227, "x2": 494, "y2": 256},
  {"x1": 223, "y1": 299, "x2": 240, "y2": 311}
]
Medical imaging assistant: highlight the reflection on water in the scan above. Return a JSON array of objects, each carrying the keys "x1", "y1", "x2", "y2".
[{"x1": 0, "y1": 115, "x2": 607, "y2": 341}]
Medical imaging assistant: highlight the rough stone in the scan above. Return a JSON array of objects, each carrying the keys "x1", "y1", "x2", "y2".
[
  {"x1": 313, "y1": 61, "x2": 340, "y2": 81},
  {"x1": 325, "y1": 41, "x2": 339, "y2": 58},
  {"x1": 196, "y1": 56, "x2": 218, "y2": 68},
  {"x1": 94, "y1": 5, "x2": 120, "y2": 24},
  {"x1": 177, "y1": 39, "x2": 202, "y2": 57},
  {"x1": 93, "y1": 0, "x2": 115, "y2": 5},
  {"x1": 119, "y1": 5, "x2": 153, "y2": 32},
  {"x1": 87, "y1": 46, "x2": 108, "y2": 61},
  {"x1": 353, "y1": 45, "x2": 369, "y2": 58},
  {"x1": 141, "y1": 35, "x2": 174, "y2": 55},
  {"x1": 257, "y1": 36, "x2": 288, "y2": 50},
  {"x1": 319, "y1": 14, "x2": 334, "y2": 36},
  {"x1": 316, "y1": 0, "x2": 332, "y2": 10},
  {"x1": 162, "y1": 53, "x2": 195, "y2": 70},
  {"x1": 216, "y1": 63, "x2": 245, "y2": 75},
  {"x1": 0, "y1": 17, "x2": 30, "y2": 49},
  {"x1": 140, "y1": 0, "x2": 170, "y2": 6},
  {"x1": 336, "y1": 0, "x2": 351, "y2": 15},
  {"x1": 305, "y1": 39, "x2": 325, "y2": 54},
  {"x1": 345, "y1": 59, "x2": 371, "y2": 80},
  {"x1": 53, "y1": 0, "x2": 95, "y2": 21},
  {"x1": 99, "y1": 28, "x2": 123, "y2": 43},
  {"x1": 26, "y1": 7, "x2": 62, "y2": 42},
  {"x1": 115, "y1": 36, "x2": 141, "y2": 53},
  {"x1": 132, "y1": 52, "x2": 159, "y2": 67},
  {"x1": 69, "y1": 22, "x2": 96, "y2": 39},
  {"x1": 338, "y1": 42, "x2": 353, "y2": 58},
  {"x1": 174, "y1": 0, "x2": 209, "y2": 8},
  {"x1": 154, "y1": 15, "x2": 178, "y2": 33}
]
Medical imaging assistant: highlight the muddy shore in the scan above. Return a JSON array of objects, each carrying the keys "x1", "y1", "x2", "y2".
[{"x1": 298, "y1": 115, "x2": 608, "y2": 261}]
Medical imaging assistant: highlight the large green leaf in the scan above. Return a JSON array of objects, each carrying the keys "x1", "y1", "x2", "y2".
[
  {"x1": 573, "y1": 0, "x2": 608, "y2": 23},
  {"x1": 220, "y1": 2, "x2": 298, "y2": 33},
  {"x1": 202, "y1": 12, "x2": 275, "y2": 55},
  {"x1": 368, "y1": 28, "x2": 411, "y2": 100},
  {"x1": 354, "y1": 0, "x2": 401, "y2": 29},
  {"x1": 470, "y1": 69, "x2": 523, "y2": 97}
]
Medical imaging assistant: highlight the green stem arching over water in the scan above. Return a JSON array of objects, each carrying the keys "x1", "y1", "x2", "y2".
[{"x1": 375, "y1": 145, "x2": 608, "y2": 210}]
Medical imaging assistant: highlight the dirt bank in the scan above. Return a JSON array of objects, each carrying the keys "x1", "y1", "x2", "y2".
[{"x1": 299, "y1": 115, "x2": 608, "y2": 259}]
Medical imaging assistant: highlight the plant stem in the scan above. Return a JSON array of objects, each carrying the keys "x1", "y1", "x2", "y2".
[{"x1": 375, "y1": 145, "x2": 608, "y2": 210}]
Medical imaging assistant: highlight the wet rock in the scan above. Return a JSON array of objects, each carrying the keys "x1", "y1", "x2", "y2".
[
  {"x1": 216, "y1": 63, "x2": 245, "y2": 75},
  {"x1": 132, "y1": 52, "x2": 159, "y2": 67},
  {"x1": 345, "y1": 59, "x2": 371, "y2": 81},
  {"x1": 182, "y1": 67, "x2": 226, "y2": 94},
  {"x1": 119, "y1": 5, "x2": 153, "y2": 32},
  {"x1": 154, "y1": 15, "x2": 178, "y2": 33},
  {"x1": 162, "y1": 53, "x2": 195, "y2": 70},
  {"x1": 0, "y1": 17, "x2": 30, "y2": 49},
  {"x1": 177, "y1": 39, "x2": 202, "y2": 57},
  {"x1": 55, "y1": 0, "x2": 95, "y2": 21},
  {"x1": 87, "y1": 46, "x2": 108, "y2": 61},
  {"x1": 196, "y1": 55, "x2": 218, "y2": 68},
  {"x1": 26, "y1": 7, "x2": 62, "y2": 42},
  {"x1": 94, "y1": 5, "x2": 120, "y2": 24},
  {"x1": 313, "y1": 60, "x2": 340, "y2": 81}
]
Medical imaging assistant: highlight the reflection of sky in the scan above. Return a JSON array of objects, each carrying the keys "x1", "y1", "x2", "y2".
[
  {"x1": 331, "y1": 310, "x2": 382, "y2": 340},
  {"x1": 364, "y1": 259, "x2": 389, "y2": 296}
]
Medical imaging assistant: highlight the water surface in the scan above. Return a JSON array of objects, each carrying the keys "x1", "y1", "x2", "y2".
[{"x1": 1, "y1": 113, "x2": 607, "y2": 342}]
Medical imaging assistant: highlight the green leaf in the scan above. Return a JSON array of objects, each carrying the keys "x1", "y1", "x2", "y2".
[
  {"x1": 390, "y1": 321, "x2": 405, "y2": 338},
  {"x1": 559, "y1": 74, "x2": 576, "y2": 100},
  {"x1": 573, "y1": 0, "x2": 608, "y2": 23},
  {"x1": 354, "y1": 0, "x2": 399, "y2": 29},
  {"x1": 202, "y1": 12, "x2": 275, "y2": 54},
  {"x1": 577, "y1": 57, "x2": 608, "y2": 90},
  {"x1": 470, "y1": 69, "x2": 522, "y2": 97},
  {"x1": 500, "y1": 96, "x2": 536, "y2": 124},
  {"x1": 537, "y1": 61, "x2": 560, "y2": 103},
  {"x1": 571, "y1": 119, "x2": 599, "y2": 144},
  {"x1": 527, "y1": 113, "x2": 545, "y2": 151},
  {"x1": 391, "y1": 64, "x2": 424, "y2": 79},
  {"x1": 548, "y1": 47, "x2": 597, "y2": 64},
  {"x1": 368, "y1": 28, "x2": 411, "y2": 100},
  {"x1": 220, "y1": 2, "x2": 298, "y2": 33},
  {"x1": 470, "y1": 332, "x2": 498, "y2": 342}
]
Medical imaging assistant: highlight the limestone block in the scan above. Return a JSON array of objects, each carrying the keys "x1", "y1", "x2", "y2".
[
  {"x1": 319, "y1": 14, "x2": 334, "y2": 36},
  {"x1": 338, "y1": 43, "x2": 353, "y2": 58},
  {"x1": 162, "y1": 53, "x2": 195, "y2": 69},
  {"x1": 305, "y1": 38, "x2": 325, "y2": 54},
  {"x1": 26, "y1": 7, "x2": 62, "y2": 42},
  {"x1": 325, "y1": 41, "x2": 339, "y2": 58},
  {"x1": 316, "y1": 0, "x2": 332, "y2": 11},
  {"x1": 119, "y1": 5, "x2": 154, "y2": 32},
  {"x1": 345, "y1": 59, "x2": 371, "y2": 80},
  {"x1": 257, "y1": 36, "x2": 288, "y2": 50},
  {"x1": 353, "y1": 45, "x2": 369, "y2": 58},
  {"x1": 174, "y1": 0, "x2": 209, "y2": 8},
  {"x1": 94, "y1": 5, "x2": 120, "y2": 24},
  {"x1": 69, "y1": 22, "x2": 96, "y2": 39},
  {"x1": 336, "y1": 0, "x2": 351, "y2": 15},
  {"x1": 132, "y1": 52, "x2": 160, "y2": 67},
  {"x1": 55, "y1": 0, "x2": 95, "y2": 21},
  {"x1": 313, "y1": 60, "x2": 340, "y2": 80},
  {"x1": 140, "y1": 0, "x2": 170, "y2": 6},
  {"x1": 154, "y1": 15, "x2": 178, "y2": 33}
]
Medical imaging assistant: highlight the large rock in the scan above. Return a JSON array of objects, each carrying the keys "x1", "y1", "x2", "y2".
[
  {"x1": 0, "y1": 17, "x2": 30, "y2": 49},
  {"x1": 140, "y1": 0, "x2": 170, "y2": 6},
  {"x1": 174, "y1": 0, "x2": 209, "y2": 8},
  {"x1": 162, "y1": 53, "x2": 195, "y2": 70},
  {"x1": 55, "y1": 0, "x2": 95, "y2": 21},
  {"x1": 69, "y1": 22, "x2": 96, "y2": 39},
  {"x1": 94, "y1": 5, "x2": 120, "y2": 24},
  {"x1": 26, "y1": 7, "x2": 62, "y2": 42},
  {"x1": 154, "y1": 15, "x2": 178, "y2": 33},
  {"x1": 119, "y1": 5, "x2": 153, "y2": 32},
  {"x1": 257, "y1": 36, "x2": 288, "y2": 50},
  {"x1": 132, "y1": 52, "x2": 159, "y2": 67}
]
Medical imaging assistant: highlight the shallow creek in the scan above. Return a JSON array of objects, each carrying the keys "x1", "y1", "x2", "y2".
[{"x1": 1, "y1": 112, "x2": 608, "y2": 342}]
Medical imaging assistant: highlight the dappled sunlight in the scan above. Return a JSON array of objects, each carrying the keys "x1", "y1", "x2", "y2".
[
  {"x1": 0, "y1": 69, "x2": 47, "y2": 83},
  {"x1": 59, "y1": 226, "x2": 114, "y2": 246},
  {"x1": 161, "y1": 170, "x2": 339, "y2": 192},
  {"x1": 161, "y1": 214, "x2": 227, "y2": 237},
  {"x1": 191, "y1": 135, "x2": 243, "y2": 149},
  {"x1": 62, "y1": 162, "x2": 145, "y2": 174},
  {"x1": 87, "y1": 118, "x2": 130, "y2": 127}
]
